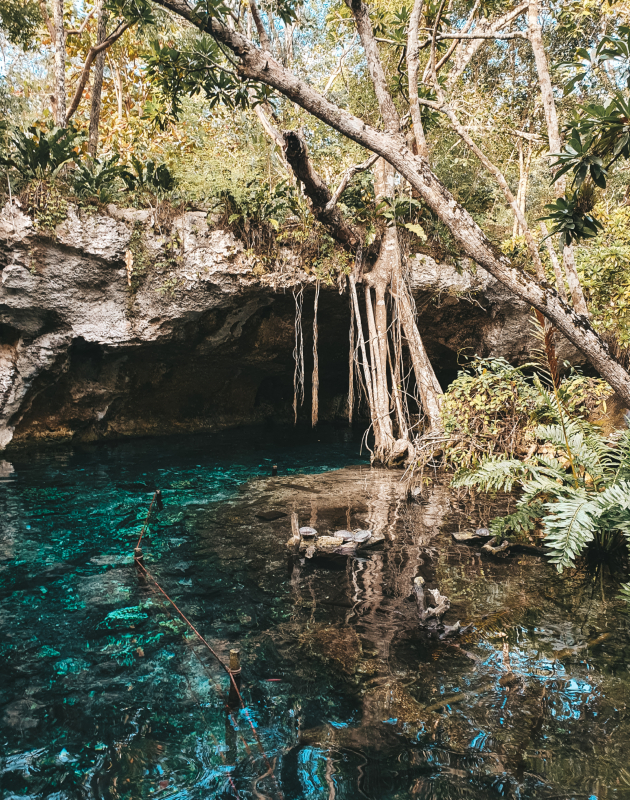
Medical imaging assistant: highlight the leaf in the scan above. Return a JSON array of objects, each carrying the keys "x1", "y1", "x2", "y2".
[{"x1": 404, "y1": 222, "x2": 427, "y2": 241}]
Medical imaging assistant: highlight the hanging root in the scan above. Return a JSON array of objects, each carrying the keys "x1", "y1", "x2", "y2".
[
  {"x1": 312, "y1": 282, "x2": 320, "y2": 427},
  {"x1": 348, "y1": 290, "x2": 355, "y2": 425},
  {"x1": 293, "y1": 285, "x2": 305, "y2": 424}
]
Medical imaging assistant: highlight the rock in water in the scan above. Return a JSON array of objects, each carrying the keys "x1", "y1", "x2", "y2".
[
  {"x1": 256, "y1": 510, "x2": 288, "y2": 521},
  {"x1": 452, "y1": 529, "x2": 492, "y2": 543}
]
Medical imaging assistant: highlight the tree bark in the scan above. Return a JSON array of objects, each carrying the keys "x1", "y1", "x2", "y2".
[
  {"x1": 282, "y1": 131, "x2": 359, "y2": 247},
  {"x1": 88, "y1": 2, "x2": 108, "y2": 156},
  {"x1": 407, "y1": 0, "x2": 428, "y2": 158},
  {"x1": 540, "y1": 222, "x2": 568, "y2": 303},
  {"x1": 150, "y1": 0, "x2": 630, "y2": 405},
  {"x1": 528, "y1": 0, "x2": 589, "y2": 317},
  {"x1": 52, "y1": 0, "x2": 66, "y2": 126}
]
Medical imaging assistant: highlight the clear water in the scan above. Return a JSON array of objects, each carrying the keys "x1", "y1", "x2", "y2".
[{"x1": 2, "y1": 425, "x2": 630, "y2": 800}]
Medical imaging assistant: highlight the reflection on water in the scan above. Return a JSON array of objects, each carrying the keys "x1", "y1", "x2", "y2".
[{"x1": 2, "y1": 426, "x2": 630, "y2": 800}]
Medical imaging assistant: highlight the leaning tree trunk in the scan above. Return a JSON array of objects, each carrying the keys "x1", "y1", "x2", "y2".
[
  {"x1": 149, "y1": 0, "x2": 630, "y2": 405},
  {"x1": 88, "y1": 1, "x2": 108, "y2": 157}
]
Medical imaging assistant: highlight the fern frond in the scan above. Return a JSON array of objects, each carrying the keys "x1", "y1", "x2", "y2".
[
  {"x1": 594, "y1": 480, "x2": 630, "y2": 535},
  {"x1": 543, "y1": 489, "x2": 596, "y2": 572},
  {"x1": 452, "y1": 458, "x2": 527, "y2": 493},
  {"x1": 489, "y1": 502, "x2": 543, "y2": 540},
  {"x1": 610, "y1": 429, "x2": 630, "y2": 482}
]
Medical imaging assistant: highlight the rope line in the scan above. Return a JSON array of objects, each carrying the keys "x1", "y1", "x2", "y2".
[
  {"x1": 135, "y1": 572, "x2": 245, "y2": 800},
  {"x1": 133, "y1": 554, "x2": 284, "y2": 799}
]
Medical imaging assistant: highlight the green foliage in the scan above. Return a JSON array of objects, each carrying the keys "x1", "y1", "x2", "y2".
[
  {"x1": 576, "y1": 204, "x2": 630, "y2": 349},
  {"x1": 73, "y1": 156, "x2": 128, "y2": 203},
  {"x1": 0, "y1": 125, "x2": 82, "y2": 182},
  {"x1": 339, "y1": 170, "x2": 374, "y2": 224},
  {"x1": 545, "y1": 24, "x2": 630, "y2": 245},
  {"x1": 0, "y1": 0, "x2": 42, "y2": 49},
  {"x1": 453, "y1": 379, "x2": 630, "y2": 572},
  {"x1": 441, "y1": 357, "x2": 539, "y2": 469},
  {"x1": 123, "y1": 154, "x2": 175, "y2": 193},
  {"x1": 105, "y1": 0, "x2": 157, "y2": 26},
  {"x1": 144, "y1": 36, "x2": 273, "y2": 120},
  {"x1": 550, "y1": 131, "x2": 607, "y2": 190},
  {"x1": 489, "y1": 502, "x2": 543, "y2": 542},
  {"x1": 212, "y1": 178, "x2": 301, "y2": 251},
  {"x1": 541, "y1": 193, "x2": 603, "y2": 247}
]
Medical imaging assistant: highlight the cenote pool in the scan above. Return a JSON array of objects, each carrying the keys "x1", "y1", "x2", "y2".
[{"x1": 2, "y1": 424, "x2": 630, "y2": 800}]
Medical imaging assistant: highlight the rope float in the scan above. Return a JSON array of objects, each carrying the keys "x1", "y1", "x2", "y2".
[{"x1": 132, "y1": 490, "x2": 284, "y2": 799}]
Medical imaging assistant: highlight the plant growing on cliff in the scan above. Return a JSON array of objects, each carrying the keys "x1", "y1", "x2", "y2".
[
  {"x1": 0, "y1": 126, "x2": 82, "y2": 183},
  {"x1": 73, "y1": 156, "x2": 129, "y2": 203},
  {"x1": 453, "y1": 379, "x2": 630, "y2": 571},
  {"x1": 213, "y1": 179, "x2": 301, "y2": 253}
]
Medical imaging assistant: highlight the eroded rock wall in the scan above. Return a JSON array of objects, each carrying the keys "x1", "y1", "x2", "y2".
[{"x1": 0, "y1": 202, "x2": 581, "y2": 449}]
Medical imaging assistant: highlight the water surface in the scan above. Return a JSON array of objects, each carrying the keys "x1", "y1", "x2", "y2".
[{"x1": 2, "y1": 425, "x2": 630, "y2": 800}]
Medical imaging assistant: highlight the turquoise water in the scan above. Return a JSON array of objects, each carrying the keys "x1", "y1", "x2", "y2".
[{"x1": 2, "y1": 425, "x2": 630, "y2": 800}]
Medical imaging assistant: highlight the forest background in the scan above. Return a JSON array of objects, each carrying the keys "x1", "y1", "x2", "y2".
[{"x1": 3, "y1": 0, "x2": 630, "y2": 567}]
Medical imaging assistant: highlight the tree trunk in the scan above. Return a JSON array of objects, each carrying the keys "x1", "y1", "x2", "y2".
[
  {"x1": 156, "y1": 7, "x2": 630, "y2": 403},
  {"x1": 528, "y1": 0, "x2": 589, "y2": 317},
  {"x1": 407, "y1": 0, "x2": 428, "y2": 158},
  {"x1": 52, "y1": 0, "x2": 66, "y2": 126},
  {"x1": 540, "y1": 222, "x2": 568, "y2": 303},
  {"x1": 88, "y1": 2, "x2": 107, "y2": 157}
]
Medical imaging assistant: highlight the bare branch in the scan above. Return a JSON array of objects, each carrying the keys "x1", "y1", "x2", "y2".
[
  {"x1": 437, "y1": 31, "x2": 527, "y2": 40},
  {"x1": 446, "y1": 2, "x2": 528, "y2": 88},
  {"x1": 324, "y1": 152, "x2": 379, "y2": 214},
  {"x1": 422, "y1": 0, "x2": 479, "y2": 83},
  {"x1": 65, "y1": 21, "x2": 132, "y2": 125},
  {"x1": 429, "y1": 9, "x2": 544, "y2": 279},
  {"x1": 67, "y1": 6, "x2": 97, "y2": 36},
  {"x1": 540, "y1": 222, "x2": 568, "y2": 303},
  {"x1": 323, "y1": 34, "x2": 357, "y2": 96},
  {"x1": 346, "y1": 0, "x2": 399, "y2": 132},
  {"x1": 513, "y1": 129, "x2": 543, "y2": 141}
]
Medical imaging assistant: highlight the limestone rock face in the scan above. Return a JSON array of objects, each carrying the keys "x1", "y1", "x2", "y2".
[{"x1": 0, "y1": 202, "x2": 583, "y2": 449}]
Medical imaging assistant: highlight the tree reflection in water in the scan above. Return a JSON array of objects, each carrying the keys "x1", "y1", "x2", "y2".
[{"x1": 1, "y1": 429, "x2": 630, "y2": 800}]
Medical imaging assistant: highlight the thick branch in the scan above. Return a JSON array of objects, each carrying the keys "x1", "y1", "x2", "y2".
[
  {"x1": 248, "y1": 0, "x2": 271, "y2": 52},
  {"x1": 283, "y1": 131, "x2": 359, "y2": 247},
  {"x1": 65, "y1": 22, "x2": 132, "y2": 125},
  {"x1": 148, "y1": 0, "x2": 630, "y2": 404}
]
